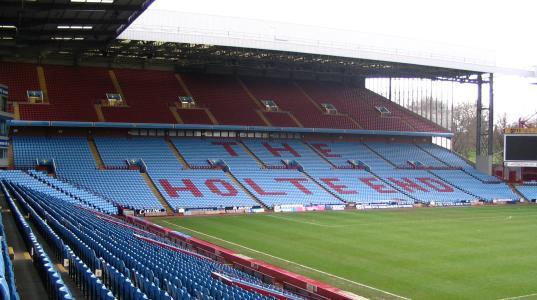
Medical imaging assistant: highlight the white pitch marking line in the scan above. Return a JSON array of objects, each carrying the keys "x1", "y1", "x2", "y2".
[
  {"x1": 265, "y1": 214, "x2": 352, "y2": 227},
  {"x1": 497, "y1": 292, "x2": 537, "y2": 300},
  {"x1": 162, "y1": 220, "x2": 410, "y2": 300}
]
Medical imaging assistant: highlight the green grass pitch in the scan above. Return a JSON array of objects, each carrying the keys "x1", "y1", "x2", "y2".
[{"x1": 152, "y1": 206, "x2": 537, "y2": 300}]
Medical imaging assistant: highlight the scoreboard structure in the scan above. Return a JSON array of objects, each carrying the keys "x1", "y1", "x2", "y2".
[{"x1": 504, "y1": 128, "x2": 537, "y2": 181}]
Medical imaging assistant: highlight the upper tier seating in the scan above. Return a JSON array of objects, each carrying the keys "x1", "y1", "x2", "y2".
[
  {"x1": 181, "y1": 73, "x2": 265, "y2": 126},
  {"x1": 171, "y1": 138, "x2": 260, "y2": 169},
  {"x1": 95, "y1": 136, "x2": 184, "y2": 171},
  {"x1": 2, "y1": 62, "x2": 447, "y2": 133},
  {"x1": 307, "y1": 169, "x2": 412, "y2": 203},
  {"x1": 11, "y1": 183, "x2": 295, "y2": 300},
  {"x1": 430, "y1": 170, "x2": 518, "y2": 201},
  {"x1": 151, "y1": 169, "x2": 258, "y2": 210},
  {"x1": 20, "y1": 65, "x2": 114, "y2": 121},
  {"x1": 231, "y1": 169, "x2": 341, "y2": 207},
  {"x1": 242, "y1": 139, "x2": 331, "y2": 170},
  {"x1": 242, "y1": 77, "x2": 359, "y2": 129},
  {"x1": 0, "y1": 62, "x2": 40, "y2": 103},
  {"x1": 299, "y1": 81, "x2": 443, "y2": 132},
  {"x1": 101, "y1": 69, "x2": 180, "y2": 123},
  {"x1": 366, "y1": 142, "x2": 447, "y2": 168}
]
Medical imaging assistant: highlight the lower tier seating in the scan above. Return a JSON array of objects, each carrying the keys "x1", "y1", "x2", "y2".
[
  {"x1": 231, "y1": 169, "x2": 342, "y2": 207},
  {"x1": 373, "y1": 169, "x2": 476, "y2": 203},
  {"x1": 149, "y1": 170, "x2": 258, "y2": 210},
  {"x1": 12, "y1": 135, "x2": 519, "y2": 208},
  {"x1": 0, "y1": 187, "x2": 18, "y2": 300},
  {"x1": 171, "y1": 138, "x2": 260, "y2": 170},
  {"x1": 515, "y1": 185, "x2": 537, "y2": 200},
  {"x1": 5, "y1": 182, "x2": 299, "y2": 300},
  {"x1": 242, "y1": 139, "x2": 331, "y2": 170},
  {"x1": 431, "y1": 170, "x2": 518, "y2": 201},
  {"x1": 60, "y1": 169, "x2": 163, "y2": 211},
  {"x1": 306, "y1": 169, "x2": 412, "y2": 203}
]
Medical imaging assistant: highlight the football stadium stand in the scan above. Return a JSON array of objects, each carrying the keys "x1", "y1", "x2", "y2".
[
  {"x1": 101, "y1": 69, "x2": 182, "y2": 124},
  {"x1": 11, "y1": 134, "x2": 520, "y2": 210},
  {"x1": 298, "y1": 81, "x2": 443, "y2": 132},
  {"x1": 515, "y1": 184, "x2": 537, "y2": 200},
  {"x1": 1, "y1": 180, "x2": 305, "y2": 300},
  {"x1": 4, "y1": 63, "x2": 451, "y2": 133},
  {"x1": 171, "y1": 138, "x2": 261, "y2": 169},
  {"x1": 241, "y1": 139, "x2": 331, "y2": 170},
  {"x1": 151, "y1": 169, "x2": 258, "y2": 210},
  {"x1": 180, "y1": 73, "x2": 266, "y2": 126},
  {"x1": 0, "y1": 58, "x2": 529, "y2": 300},
  {"x1": 231, "y1": 169, "x2": 341, "y2": 207},
  {"x1": 242, "y1": 77, "x2": 359, "y2": 129}
]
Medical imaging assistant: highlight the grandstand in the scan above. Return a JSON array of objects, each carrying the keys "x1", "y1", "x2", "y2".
[{"x1": 0, "y1": 0, "x2": 536, "y2": 299}]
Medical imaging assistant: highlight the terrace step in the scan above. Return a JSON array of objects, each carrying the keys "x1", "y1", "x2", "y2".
[
  {"x1": 87, "y1": 136, "x2": 105, "y2": 169},
  {"x1": 414, "y1": 143, "x2": 451, "y2": 167},
  {"x1": 36, "y1": 65, "x2": 49, "y2": 102},
  {"x1": 225, "y1": 171, "x2": 269, "y2": 209},
  {"x1": 510, "y1": 184, "x2": 527, "y2": 201},
  {"x1": 238, "y1": 141, "x2": 267, "y2": 168},
  {"x1": 303, "y1": 141, "x2": 338, "y2": 169},
  {"x1": 7, "y1": 142, "x2": 13, "y2": 168},
  {"x1": 165, "y1": 138, "x2": 190, "y2": 169},
  {"x1": 362, "y1": 143, "x2": 398, "y2": 168},
  {"x1": 426, "y1": 170, "x2": 483, "y2": 200},
  {"x1": 301, "y1": 170, "x2": 347, "y2": 203},
  {"x1": 94, "y1": 104, "x2": 106, "y2": 122},
  {"x1": 141, "y1": 172, "x2": 174, "y2": 215}
]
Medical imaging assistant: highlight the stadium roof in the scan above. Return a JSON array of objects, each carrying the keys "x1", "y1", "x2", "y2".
[
  {"x1": 120, "y1": 10, "x2": 536, "y2": 78},
  {"x1": 0, "y1": 4, "x2": 534, "y2": 80},
  {"x1": 0, "y1": 0, "x2": 154, "y2": 55}
]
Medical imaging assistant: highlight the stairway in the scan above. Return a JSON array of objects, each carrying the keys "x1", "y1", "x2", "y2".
[
  {"x1": 366, "y1": 169, "x2": 420, "y2": 202},
  {"x1": 303, "y1": 141, "x2": 338, "y2": 169},
  {"x1": 509, "y1": 184, "x2": 527, "y2": 202},
  {"x1": 414, "y1": 143, "x2": 451, "y2": 166},
  {"x1": 426, "y1": 170, "x2": 482, "y2": 200},
  {"x1": 168, "y1": 106, "x2": 184, "y2": 124},
  {"x1": 165, "y1": 138, "x2": 190, "y2": 169},
  {"x1": 225, "y1": 171, "x2": 268, "y2": 209},
  {"x1": 238, "y1": 141, "x2": 267, "y2": 168},
  {"x1": 36, "y1": 66, "x2": 49, "y2": 102},
  {"x1": 300, "y1": 170, "x2": 347, "y2": 203},
  {"x1": 141, "y1": 172, "x2": 174, "y2": 215},
  {"x1": 108, "y1": 70, "x2": 125, "y2": 100},
  {"x1": 87, "y1": 137, "x2": 105, "y2": 169},
  {"x1": 362, "y1": 143, "x2": 398, "y2": 168},
  {"x1": 94, "y1": 104, "x2": 106, "y2": 122},
  {"x1": 7, "y1": 143, "x2": 13, "y2": 168}
]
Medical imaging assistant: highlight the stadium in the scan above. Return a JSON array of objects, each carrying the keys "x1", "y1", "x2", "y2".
[{"x1": 0, "y1": 1, "x2": 536, "y2": 299}]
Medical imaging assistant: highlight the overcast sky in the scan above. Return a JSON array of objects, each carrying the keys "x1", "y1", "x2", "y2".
[{"x1": 142, "y1": 0, "x2": 537, "y2": 122}]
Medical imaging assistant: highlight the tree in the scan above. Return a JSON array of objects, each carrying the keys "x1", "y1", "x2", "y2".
[{"x1": 451, "y1": 102, "x2": 477, "y2": 158}]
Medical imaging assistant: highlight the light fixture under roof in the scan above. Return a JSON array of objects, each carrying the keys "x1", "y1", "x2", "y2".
[
  {"x1": 0, "y1": 25, "x2": 17, "y2": 29},
  {"x1": 57, "y1": 25, "x2": 93, "y2": 30},
  {"x1": 51, "y1": 37, "x2": 85, "y2": 40},
  {"x1": 71, "y1": 0, "x2": 114, "y2": 3}
]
